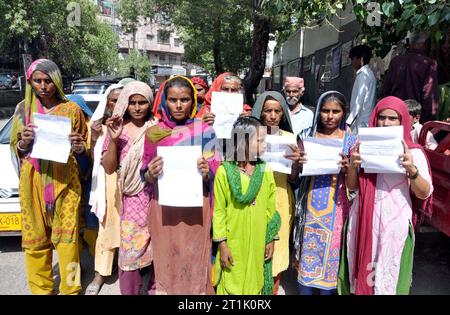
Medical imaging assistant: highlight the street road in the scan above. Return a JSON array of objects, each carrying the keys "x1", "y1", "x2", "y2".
[{"x1": 1, "y1": 226, "x2": 449, "y2": 295}]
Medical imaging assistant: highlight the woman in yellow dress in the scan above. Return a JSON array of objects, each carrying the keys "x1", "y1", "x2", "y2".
[
  {"x1": 10, "y1": 59, "x2": 87, "y2": 295},
  {"x1": 252, "y1": 91, "x2": 301, "y2": 294}
]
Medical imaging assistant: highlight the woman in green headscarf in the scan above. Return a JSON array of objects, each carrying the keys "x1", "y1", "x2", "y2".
[
  {"x1": 10, "y1": 59, "x2": 87, "y2": 295},
  {"x1": 252, "y1": 91, "x2": 302, "y2": 294}
]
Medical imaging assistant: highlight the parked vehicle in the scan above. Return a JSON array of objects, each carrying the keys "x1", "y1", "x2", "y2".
[
  {"x1": 70, "y1": 75, "x2": 131, "y2": 111},
  {"x1": 0, "y1": 117, "x2": 21, "y2": 236},
  {"x1": 419, "y1": 121, "x2": 450, "y2": 237}
]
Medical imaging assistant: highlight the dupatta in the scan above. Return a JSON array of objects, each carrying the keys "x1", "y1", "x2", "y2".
[
  {"x1": 10, "y1": 59, "x2": 70, "y2": 214},
  {"x1": 351, "y1": 96, "x2": 433, "y2": 295}
]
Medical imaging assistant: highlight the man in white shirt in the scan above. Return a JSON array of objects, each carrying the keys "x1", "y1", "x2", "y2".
[
  {"x1": 284, "y1": 76, "x2": 314, "y2": 137},
  {"x1": 346, "y1": 45, "x2": 377, "y2": 134}
]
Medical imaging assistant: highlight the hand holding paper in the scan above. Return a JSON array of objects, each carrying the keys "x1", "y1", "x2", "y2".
[
  {"x1": 300, "y1": 137, "x2": 344, "y2": 176},
  {"x1": 260, "y1": 134, "x2": 297, "y2": 174},
  {"x1": 359, "y1": 126, "x2": 405, "y2": 174},
  {"x1": 211, "y1": 92, "x2": 243, "y2": 139},
  {"x1": 157, "y1": 146, "x2": 203, "y2": 207},
  {"x1": 30, "y1": 113, "x2": 72, "y2": 163}
]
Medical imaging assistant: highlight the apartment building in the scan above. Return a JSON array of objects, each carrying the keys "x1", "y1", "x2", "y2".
[{"x1": 95, "y1": 0, "x2": 186, "y2": 86}]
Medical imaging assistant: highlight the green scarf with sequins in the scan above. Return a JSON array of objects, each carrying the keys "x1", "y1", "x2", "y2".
[{"x1": 222, "y1": 160, "x2": 265, "y2": 205}]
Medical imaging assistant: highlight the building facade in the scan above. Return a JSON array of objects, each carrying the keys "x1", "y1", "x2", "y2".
[{"x1": 95, "y1": 0, "x2": 186, "y2": 86}]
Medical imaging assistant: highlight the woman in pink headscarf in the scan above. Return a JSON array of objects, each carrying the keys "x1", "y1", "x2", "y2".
[{"x1": 339, "y1": 96, "x2": 433, "y2": 295}]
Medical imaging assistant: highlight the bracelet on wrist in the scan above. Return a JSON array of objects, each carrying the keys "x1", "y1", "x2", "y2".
[
  {"x1": 17, "y1": 140, "x2": 30, "y2": 152},
  {"x1": 408, "y1": 166, "x2": 419, "y2": 180}
]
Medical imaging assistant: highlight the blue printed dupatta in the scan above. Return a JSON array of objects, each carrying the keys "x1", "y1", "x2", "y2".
[{"x1": 292, "y1": 91, "x2": 356, "y2": 280}]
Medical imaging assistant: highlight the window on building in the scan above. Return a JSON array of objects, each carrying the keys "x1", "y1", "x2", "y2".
[
  {"x1": 174, "y1": 38, "x2": 181, "y2": 47},
  {"x1": 169, "y1": 55, "x2": 178, "y2": 65},
  {"x1": 146, "y1": 34, "x2": 154, "y2": 41},
  {"x1": 159, "y1": 54, "x2": 168, "y2": 64},
  {"x1": 157, "y1": 30, "x2": 171, "y2": 45}
]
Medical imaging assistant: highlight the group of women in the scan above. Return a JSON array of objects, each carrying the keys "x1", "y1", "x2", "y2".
[{"x1": 11, "y1": 58, "x2": 433, "y2": 295}]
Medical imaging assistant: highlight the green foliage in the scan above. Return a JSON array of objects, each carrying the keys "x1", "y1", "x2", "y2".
[
  {"x1": 352, "y1": 0, "x2": 450, "y2": 57},
  {"x1": 118, "y1": 49, "x2": 152, "y2": 83},
  {"x1": 0, "y1": 0, "x2": 119, "y2": 78}
]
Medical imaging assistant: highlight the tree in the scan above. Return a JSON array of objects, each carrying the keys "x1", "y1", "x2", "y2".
[
  {"x1": 152, "y1": 0, "x2": 351, "y2": 104},
  {"x1": 118, "y1": 49, "x2": 152, "y2": 83},
  {"x1": 351, "y1": 0, "x2": 450, "y2": 57},
  {"x1": 0, "y1": 0, "x2": 119, "y2": 79},
  {"x1": 116, "y1": 0, "x2": 450, "y2": 104}
]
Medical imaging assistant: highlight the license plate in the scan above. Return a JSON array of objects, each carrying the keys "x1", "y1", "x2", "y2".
[{"x1": 0, "y1": 213, "x2": 22, "y2": 231}]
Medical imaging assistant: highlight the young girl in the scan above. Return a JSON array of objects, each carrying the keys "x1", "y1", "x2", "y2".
[
  {"x1": 212, "y1": 116, "x2": 281, "y2": 295},
  {"x1": 293, "y1": 91, "x2": 356, "y2": 295}
]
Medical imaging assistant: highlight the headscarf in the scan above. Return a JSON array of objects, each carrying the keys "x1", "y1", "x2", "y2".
[
  {"x1": 351, "y1": 96, "x2": 433, "y2": 295},
  {"x1": 196, "y1": 72, "x2": 233, "y2": 118},
  {"x1": 293, "y1": 91, "x2": 352, "y2": 262},
  {"x1": 284, "y1": 77, "x2": 305, "y2": 90},
  {"x1": 118, "y1": 77, "x2": 136, "y2": 85},
  {"x1": 10, "y1": 59, "x2": 69, "y2": 214},
  {"x1": 111, "y1": 81, "x2": 156, "y2": 196},
  {"x1": 88, "y1": 83, "x2": 124, "y2": 222},
  {"x1": 191, "y1": 77, "x2": 209, "y2": 100},
  {"x1": 151, "y1": 80, "x2": 166, "y2": 121},
  {"x1": 67, "y1": 94, "x2": 93, "y2": 118},
  {"x1": 90, "y1": 83, "x2": 123, "y2": 123},
  {"x1": 251, "y1": 91, "x2": 293, "y2": 133},
  {"x1": 158, "y1": 76, "x2": 198, "y2": 130},
  {"x1": 113, "y1": 81, "x2": 154, "y2": 117}
]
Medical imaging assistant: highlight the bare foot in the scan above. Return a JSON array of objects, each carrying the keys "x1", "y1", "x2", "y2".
[{"x1": 85, "y1": 273, "x2": 105, "y2": 295}]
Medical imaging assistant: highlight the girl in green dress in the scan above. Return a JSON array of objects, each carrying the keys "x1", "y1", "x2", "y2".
[{"x1": 212, "y1": 116, "x2": 281, "y2": 295}]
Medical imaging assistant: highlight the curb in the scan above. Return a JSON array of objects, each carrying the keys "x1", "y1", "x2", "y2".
[{"x1": 0, "y1": 108, "x2": 15, "y2": 119}]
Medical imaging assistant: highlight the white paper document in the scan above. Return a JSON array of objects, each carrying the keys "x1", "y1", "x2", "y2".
[
  {"x1": 300, "y1": 137, "x2": 344, "y2": 176},
  {"x1": 157, "y1": 145, "x2": 203, "y2": 207},
  {"x1": 260, "y1": 135, "x2": 297, "y2": 174},
  {"x1": 211, "y1": 92, "x2": 243, "y2": 139},
  {"x1": 30, "y1": 113, "x2": 72, "y2": 163},
  {"x1": 359, "y1": 126, "x2": 405, "y2": 174}
]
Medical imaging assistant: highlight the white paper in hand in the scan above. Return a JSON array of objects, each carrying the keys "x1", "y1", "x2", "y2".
[
  {"x1": 359, "y1": 126, "x2": 405, "y2": 174},
  {"x1": 157, "y1": 145, "x2": 203, "y2": 207},
  {"x1": 300, "y1": 137, "x2": 344, "y2": 176},
  {"x1": 30, "y1": 113, "x2": 72, "y2": 163},
  {"x1": 260, "y1": 134, "x2": 297, "y2": 174},
  {"x1": 211, "y1": 92, "x2": 243, "y2": 139}
]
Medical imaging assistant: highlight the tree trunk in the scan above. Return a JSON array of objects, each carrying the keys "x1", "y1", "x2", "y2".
[
  {"x1": 243, "y1": 13, "x2": 270, "y2": 106},
  {"x1": 212, "y1": 16, "x2": 224, "y2": 75}
]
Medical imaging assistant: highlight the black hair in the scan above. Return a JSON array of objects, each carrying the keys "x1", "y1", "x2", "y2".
[
  {"x1": 349, "y1": 45, "x2": 373, "y2": 65},
  {"x1": 225, "y1": 116, "x2": 264, "y2": 162},
  {"x1": 164, "y1": 76, "x2": 195, "y2": 104},
  {"x1": 404, "y1": 99, "x2": 422, "y2": 117},
  {"x1": 317, "y1": 92, "x2": 347, "y2": 132}
]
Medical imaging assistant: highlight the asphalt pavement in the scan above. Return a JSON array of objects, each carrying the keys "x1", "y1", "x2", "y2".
[{"x1": 1, "y1": 227, "x2": 449, "y2": 295}]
